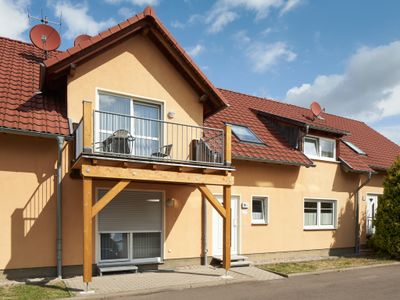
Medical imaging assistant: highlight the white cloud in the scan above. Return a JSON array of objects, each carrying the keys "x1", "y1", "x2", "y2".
[
  {"x1": 374, "y1": 125, "x2": 400, "y2": 144},
  {"x1": 199, "y1": 0, "x2": 304, "y2": 33},
  {"x1": 52, "y1": 1, "x2": 115, "y2": 39},
  {"x1": 186, "y1": 44, "x2": 205, "y2": 57},
  {"x1": 170, "y1": 20, "x2": 185, "y2": 29},
  {"x1": 205, "y1": 9, "x2": 238, "y2": 33},
  {"x1": 233, "y1": 30, "x2": 296, "y2": 72},
  {"x1": 286, "y1": 41, "x2": 400, "y2": 122},
  {"x1": 0, "y1": 0, "x2": 30, "y2": 40},
  {"x1": 118, "y1": 7, "x2": 135, "y2": 18},
  {"x1": 104, "y1": 0, "x2": 159, "y2": 6},
  {"x1": 247, "y1": 41, "x2": 297, "y2": 72},
  {"x1": 280, "y1": 0, "x2": 303, "y2": 15},
  {"x1": 233, "y1": 30, "x2": 251, "y2": 44},
  {"x1": 129, "y1": 0, "x2": 159, "y2": 5}
]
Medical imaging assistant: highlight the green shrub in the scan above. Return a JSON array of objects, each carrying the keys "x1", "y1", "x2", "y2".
[{"x1": 373, "y1": 156, "x2": 400, "y2": 258}]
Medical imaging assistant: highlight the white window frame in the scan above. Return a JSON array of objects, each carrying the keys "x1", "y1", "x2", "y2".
[
  {"x1": 251, "y1": 196, "x2": 268, "y2": 225},
  {"x1": 303, "y1": 198, "x2": 337, "y2": 230},
  {"x1": 95, "y1": 90, "x2": 164, "y2": 155},
  {"x1": 304, "y1": 135, "x2": 336, "y2": 162}
]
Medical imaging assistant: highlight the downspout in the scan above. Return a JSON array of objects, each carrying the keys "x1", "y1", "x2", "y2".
[
  {"x1": 56, "y1": 136, "x2": 64, "y2": 279},
  {"x1": 354, "y1": 171, "x2": 372, "y2": 254},
  {"x1": 201, "y1": 195, "x2": 208, "y2": 265}
]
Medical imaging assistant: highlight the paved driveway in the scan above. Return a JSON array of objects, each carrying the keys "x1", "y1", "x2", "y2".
[
  {"x1": 125, "y1": 265, "x2": 400, "y2": 300},
  {"x1": 65, "y1": 266, "x2": 280, "y2": 296}
]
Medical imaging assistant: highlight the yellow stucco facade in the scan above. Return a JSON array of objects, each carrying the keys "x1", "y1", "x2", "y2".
[{"x1": 0, "y1": 31, "x2": 386, "y2": 275}]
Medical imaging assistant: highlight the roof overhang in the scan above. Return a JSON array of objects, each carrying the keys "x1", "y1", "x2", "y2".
[
  {"x1": 256, "y1": 110, "x2": 349, "y2": 136},
  {"x1": 339, "y1": 157, "x2": 377, "y2": 174},
  {"x1": 234, "y1": 155, "x2": 315, "y2": 168}
]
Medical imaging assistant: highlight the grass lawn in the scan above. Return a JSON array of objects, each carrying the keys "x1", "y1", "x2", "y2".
[
  {"x1": 0, "y1": 280, "x2": 70, "y2": 300},
  {"x1": 257, "y1": 256, "x2": 398, "y2": 275}
]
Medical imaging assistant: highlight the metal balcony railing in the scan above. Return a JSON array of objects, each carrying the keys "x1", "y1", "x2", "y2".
[{"x1": 75, "y1": 108, "x2": 227, "y2": 166}]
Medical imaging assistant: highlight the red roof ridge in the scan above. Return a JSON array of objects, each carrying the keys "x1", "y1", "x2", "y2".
[{"x1": 217, "y1": 87, "x2": 367, "y2": 125}]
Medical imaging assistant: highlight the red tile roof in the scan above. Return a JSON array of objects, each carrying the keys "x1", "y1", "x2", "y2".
[
  {"x1": 0, "y1": 37, "x2": 69, "y2": 135},
  {"x1": 206, "y1": 89, "x2": 400, "y2": 171}
]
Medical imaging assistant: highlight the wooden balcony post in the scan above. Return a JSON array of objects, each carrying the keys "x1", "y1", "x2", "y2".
[
  {"x1": 222, "y1": 185, "x2": 231, "y2": 272},
  {"x1": 83, "y1": 101, "x2": 93, "y2": 153},
  {"x1": 83, "y1": 177, "x2": 93, "y2": 287},
  {"x1": 224, "y1": 125, "x2": 232, "y2": 166}
]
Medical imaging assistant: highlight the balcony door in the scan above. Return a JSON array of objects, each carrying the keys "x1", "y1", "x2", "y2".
[{"x1": 97, "y1": 92, "x2": 161, "y2": 157}]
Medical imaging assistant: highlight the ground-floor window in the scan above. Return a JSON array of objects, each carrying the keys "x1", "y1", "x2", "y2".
[
  {"x1": 304, "y1": 199, "x2": 336, "y2": 230},
  {"x1": 100, "y1": 232, "x2": 162, "y2": 262},
  {"x1": 251, "y1": 196, "x2": 268, "y2": 224},
  {"x1": 97, "y1": 189, "x2": 163, "y2": 264}
]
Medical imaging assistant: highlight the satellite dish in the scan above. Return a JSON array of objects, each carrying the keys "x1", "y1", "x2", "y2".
[
  {"x1": 74, "y1": 34, "x2": 91, "y2": 47},
  {"x1": 310, "y1": 101, "x2": 324, "y2": 120},
  {"x1": 29, "y1": 24, "x2": 61, "y2": 51}
]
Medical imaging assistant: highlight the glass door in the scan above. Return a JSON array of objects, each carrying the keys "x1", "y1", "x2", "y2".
[
  {"x1": 132, "y1": 102, "x2": 161, "y2": 157},
  {"x1": 98, "y1": 93, "x2": 132, "y2": 154}
]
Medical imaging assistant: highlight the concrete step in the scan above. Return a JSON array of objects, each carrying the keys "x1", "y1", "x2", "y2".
[
  {"x1": 97, "y1": 264, "x2": 138, "y2": 276},
  {"x1": 212, "y1": 255, "x2": 248, "y2": 262},
  {"x1": 231, "y1": 260, "x2": 253, "y2": 267}
]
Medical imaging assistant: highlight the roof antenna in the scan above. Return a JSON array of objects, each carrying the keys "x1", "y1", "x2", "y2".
[{"x1": 28, "y1": 10, "x2": 62, "y2": 59}]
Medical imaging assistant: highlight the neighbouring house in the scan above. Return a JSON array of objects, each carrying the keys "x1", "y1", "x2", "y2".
[{"x1": 0, "y1": 6, "x2": 399, "y2": 285}]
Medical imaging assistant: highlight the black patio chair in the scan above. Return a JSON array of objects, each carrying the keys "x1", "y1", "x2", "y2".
[
  {"x1": 102, "y1": 129, "x2": 135, "y2": 155},
  {"x1": 151, "y1": 144, "x2": 173, "y2": 159}
]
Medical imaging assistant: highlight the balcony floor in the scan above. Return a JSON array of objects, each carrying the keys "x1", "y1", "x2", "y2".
[{"x1": 72, "y1": 152, "x2": 235, "y2": 173}]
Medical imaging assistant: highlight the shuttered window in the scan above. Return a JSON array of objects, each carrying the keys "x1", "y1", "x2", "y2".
[
  {"x1": 97, "y1": 189, "x2": 163, "y2": 263},
  {"x1": 98, "y1": 190, "x2": 162, "y2": 232}
]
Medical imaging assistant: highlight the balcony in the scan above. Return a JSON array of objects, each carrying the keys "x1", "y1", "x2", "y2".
[{"x1": 73, "y1": 102, "x2": 232, "y2": 170}]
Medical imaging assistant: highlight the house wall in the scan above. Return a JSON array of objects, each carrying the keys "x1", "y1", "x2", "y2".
[
  {"x1": 0, "y1": 132, "x2": 386, "y2": 274},
  {"x1": 0, "y1": 134, "x2": 58, "y2": 270},
  {"x1": 207, "y1": 159, "x2": 383, "y2": 256}
]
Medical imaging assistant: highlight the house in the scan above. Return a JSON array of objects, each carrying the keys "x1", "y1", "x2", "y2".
[{"x1": 0, "y1": 6, "x2": 399, "y2": 286}]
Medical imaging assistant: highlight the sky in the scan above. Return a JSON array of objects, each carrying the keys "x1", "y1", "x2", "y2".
[{"x1": 1, "y1": 0, "x2": 400, "y2": 144}]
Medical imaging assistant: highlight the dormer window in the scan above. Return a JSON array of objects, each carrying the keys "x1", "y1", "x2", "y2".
[
  {"x1": 343, "y1": 140, "x2": 366, "y2": 155},
  {"x1": 229, "y1": 124, "x2": 263, "y2": 144},
  {"x1": 304, "y1": 136, "x2": 336, "y2": 161}
]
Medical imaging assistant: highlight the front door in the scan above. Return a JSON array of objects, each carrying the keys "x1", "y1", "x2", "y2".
[
  {"x1": 212, "y1": 195, "x2": 239, "y2": 256},
  {"x1": 366, "y1": 194, "x2": 379, "y2": 237}
]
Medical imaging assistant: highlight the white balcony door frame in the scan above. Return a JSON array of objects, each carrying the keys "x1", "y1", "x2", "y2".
[{"x1": 94, "y1": 89, "x2": 164, "y2": 155}]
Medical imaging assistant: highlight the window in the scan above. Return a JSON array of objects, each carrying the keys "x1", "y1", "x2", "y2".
[
  {"x1": 252, "y1": 196, "x2": 268, "y2": 224},
  {"x1": 304, "y1": 199, "x2": 336, "y2": 230},
  {"x1": 343, "y1": 140, "x2": 366, "y2": 155},
  {"x1": 304, "y1": 136, "x2": 336, "y2": 160},
  {"x1": 100, "y1": 233, "x2": 129, "y2": 261},
  {"x1": 230, "y1": 124, "x2": 263, "y2": 144}
]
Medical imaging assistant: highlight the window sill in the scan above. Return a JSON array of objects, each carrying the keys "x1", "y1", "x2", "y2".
[
  {"x1": 306, "y1": 156, "x2": 340, "y2": 164},
  {"x1": 251, "y1": 222, "x2": 269, "y2": 226},
  {"x1": 303, "y1": 227, "x2": 336, "y2": 231}
]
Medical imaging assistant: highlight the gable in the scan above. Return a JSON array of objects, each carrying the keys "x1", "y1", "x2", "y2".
[
  {"x1": 67, "y1": 34, "x2": 203, "y2": 127},
  {"x1": 44, "y1": 7, "x2": 226, "y2": 118}
]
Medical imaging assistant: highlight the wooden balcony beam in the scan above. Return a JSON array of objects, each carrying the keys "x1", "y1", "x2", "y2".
[
  {"x1": 91, "y1": 180, "x2": 131, "y2": 217},
  {"x1": 81, "y1": 164, "x2": 234, "y2": 186},
  {"x1": 197, "y1": 185, "x2": 226, "y2": 218}
]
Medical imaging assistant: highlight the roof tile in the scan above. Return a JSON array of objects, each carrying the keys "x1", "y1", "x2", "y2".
[{"x1": 0, "y1": 37, "x2": 69, "y2": 135}]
